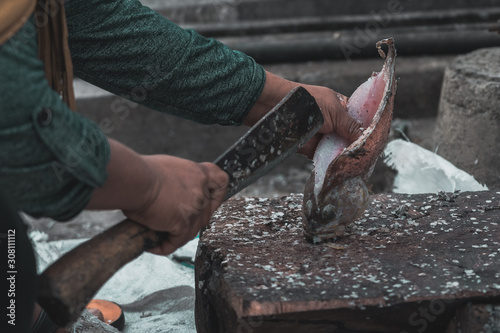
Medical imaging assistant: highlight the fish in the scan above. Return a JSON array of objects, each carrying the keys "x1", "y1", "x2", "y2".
[{"x1": 302, "y1": 38, "x2": 397, "y2": 243}]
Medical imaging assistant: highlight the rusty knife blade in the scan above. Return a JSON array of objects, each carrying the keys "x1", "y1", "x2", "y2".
[{"x1": 214, "y1": 86, "x2": 324, "y2": 199}]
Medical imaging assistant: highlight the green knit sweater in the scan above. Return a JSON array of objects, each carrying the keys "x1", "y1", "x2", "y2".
[{"x1": 0, "y1": 0, "x2": 265, "y2": 221}]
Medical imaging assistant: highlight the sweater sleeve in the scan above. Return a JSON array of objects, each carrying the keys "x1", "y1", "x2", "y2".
[
  {"x1": 65, "y1": 0, "x2": 266, "y2": 126},
  {"x1": 0, "y1": 18, "x2": 110, "y2": 221}
]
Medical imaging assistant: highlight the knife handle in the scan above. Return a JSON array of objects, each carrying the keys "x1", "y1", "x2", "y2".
[{"x1": 37, "y1": 218, "x2": 166, "y2": 327}]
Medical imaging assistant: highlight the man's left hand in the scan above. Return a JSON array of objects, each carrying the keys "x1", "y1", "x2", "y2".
[
  {"x1": 297, "y1": 84, "x2": 363, "y2": 159},
  {"x1": 245, "y1": 72, "x2": 363, "y2": 160}
]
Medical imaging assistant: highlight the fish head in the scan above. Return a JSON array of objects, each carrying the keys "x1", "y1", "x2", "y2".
[{"x1": 303, "y1": 176, "x2": 369, "y2": 242}]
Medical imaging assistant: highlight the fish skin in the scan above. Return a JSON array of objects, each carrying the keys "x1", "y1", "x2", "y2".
[{"x1": 302, "y1": 38, "x2": 397, "y2": 242}]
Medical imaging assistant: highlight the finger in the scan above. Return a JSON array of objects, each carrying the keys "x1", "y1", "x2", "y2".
[
  {"x1": 334, "y1": 110, "x2": 363, "y2": 143},
  {"x1": 347, "y1": 117, "x2": 364, "y2": 143},
  {"x1": 150, "y1": 233, "x2": 191, "y2": 256},
  {"x1": 200, "y1": 162, "x2": 229, "y2": 190},
  {"x1": 337, "y1": 93, "x2": 348, "y2": 109},
  {"x1": 153, "y1": 202, "x2": 214, "y2": 256},
  {"x1": 330, "y1": 93, "x2": 363, "y2": 142},
  {"x1": 148, "y1": 243, "x2": 173, "y2": 256},
  {"x1": 297, "y1": 133, "x2": 322, "y2": 160},
  {"x1": 201, "y1": 162, "x2": 228, "y2": 206},
  {"x1": 317, "y1": 91, "x2": 349, "y2": 135}
]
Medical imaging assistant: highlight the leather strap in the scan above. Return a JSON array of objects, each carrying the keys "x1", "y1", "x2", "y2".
[{"x1": 36, "y1": 0, "x2": 77, "y2": 111}]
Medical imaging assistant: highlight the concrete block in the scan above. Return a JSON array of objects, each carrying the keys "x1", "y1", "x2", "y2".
[{"x1": 434, "y1": 47, "x2": 500, "y2": 189}]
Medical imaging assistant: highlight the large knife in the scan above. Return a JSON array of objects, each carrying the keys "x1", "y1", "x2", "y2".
[{"x1": 37, "y1": 86, "x2": 324, "y2": 327}]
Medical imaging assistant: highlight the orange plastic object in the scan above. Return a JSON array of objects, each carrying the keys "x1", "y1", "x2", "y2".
[{"x1": 86, "y1": 299, "x2": 125, "y2": 330}]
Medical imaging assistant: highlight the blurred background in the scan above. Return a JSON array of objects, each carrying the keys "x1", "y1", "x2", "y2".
[
  {"x1": 76, "y1": 0, "x2": 500, "y2": 197},
  {"x1": 75, "y1": 0, "x2": 499, "y2": 196}
]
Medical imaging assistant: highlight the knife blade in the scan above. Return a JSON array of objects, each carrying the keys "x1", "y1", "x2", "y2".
[
  {"x1": 37, "y1": 86, "x2": 323, "y2": 327},
  {"x1": 215, "y1": 86, "x2": 324, "y2": 199}
]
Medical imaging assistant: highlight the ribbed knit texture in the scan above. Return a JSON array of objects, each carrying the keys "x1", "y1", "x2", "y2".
[{"x1": 66, "y1": 0, "x2": 265, "y2": 125}]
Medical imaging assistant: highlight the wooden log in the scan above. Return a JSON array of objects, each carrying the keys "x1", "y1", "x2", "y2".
[
  {"x1": 446, "y1": 303, "x2": 500, "y2": 333},
  {"x1": 195, "y1": 191, "x2": 500, "y2": 333}
]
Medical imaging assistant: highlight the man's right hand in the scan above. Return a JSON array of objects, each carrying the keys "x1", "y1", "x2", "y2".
[
  {"x1": 87, "y1": 139, "x2": 228, "y2": 256},
  {"x1": 125, "y1": 155, "x2": 228, "y2": 255}
]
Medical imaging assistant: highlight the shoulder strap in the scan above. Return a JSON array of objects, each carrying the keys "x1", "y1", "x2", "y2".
[{"x1": 36, "y1": 0, "x2": 76, "y2": 111}]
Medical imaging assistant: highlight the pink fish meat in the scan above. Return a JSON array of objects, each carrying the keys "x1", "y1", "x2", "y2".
[{"x1": 303, "y1": 38, "x2": 397, "y2": 242}]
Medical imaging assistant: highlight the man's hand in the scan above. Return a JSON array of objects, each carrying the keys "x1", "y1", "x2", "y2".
[
  {"x1": 87, "y1": 140, "x2": 228, "y2": 256},
  {"x1": 296, "y1": 84, "x2": 363, "y2": 159},
  {"x1": 125, "y1": 155, "x2": 228, "y2": 255},
  {"x1": 245, "y1": 71, "x2": 363, "y2": 159}
]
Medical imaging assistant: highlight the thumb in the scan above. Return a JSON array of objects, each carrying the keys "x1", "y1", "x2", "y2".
[
  {"x1": 345, "y1": 116, "x2": 364, "y2": 143},
  {"x1": 333, "y1": 110, "x2": 363, "y2": 144},
  {"x1": 199, "y1": 162, "x2": 228, "y2": 208}
]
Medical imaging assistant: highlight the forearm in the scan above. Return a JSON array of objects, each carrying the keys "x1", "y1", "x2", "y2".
[
  {"x1": 243, "y1": 71, "x2": 298, "y2": 126},
  {"x1": 86, "y1": 139, "x2": 155, "y2": 213},
  {"x1": 245, "y1": 71, "x2": 361, "y2": 146}
]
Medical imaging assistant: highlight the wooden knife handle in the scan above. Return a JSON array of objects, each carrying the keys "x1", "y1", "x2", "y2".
[{"x1": 37, "y1": 218, "x2": 166, "y2": 327}]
